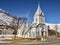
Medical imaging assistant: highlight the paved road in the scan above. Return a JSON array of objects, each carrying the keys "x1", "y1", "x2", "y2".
[{"x1": 0, "y1": 36, "x2": 60, "y2": 45}]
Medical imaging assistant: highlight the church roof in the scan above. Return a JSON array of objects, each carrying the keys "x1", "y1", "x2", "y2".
[{"x1": 35, "y1": 3, "x2": 44, "y2": 16}]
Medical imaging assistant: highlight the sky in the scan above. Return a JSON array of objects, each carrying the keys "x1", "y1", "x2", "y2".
[{"x1": 0, "y1": 0, "x2": 60, "y2": 24}]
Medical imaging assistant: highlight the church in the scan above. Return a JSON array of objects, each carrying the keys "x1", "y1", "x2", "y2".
[
  {"x1": 17, "y1": 3, "x2": 48, "y2": 38},
  {"x1": 0, "y1": 3, "x2": 60, "y2": 39}
]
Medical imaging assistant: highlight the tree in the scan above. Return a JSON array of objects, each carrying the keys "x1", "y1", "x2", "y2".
[
  {"x1": 10, "y1": 17, "x2": 17, "y2": 39},
  {"x1": 21, "y1": 17, "x2": 27, "y2": 38},
  {"x1": 13, "y1": 27, "x2": 17, "y2": 38},
  {"x1": 12, "y1": 17, "x2": 23, "y2": 39},
  {"x1": 22, "y1": 17, "x2": 27, "y2": 24},
  {"x1": 11, "y1": 17, "x2": 27, "y2": 39}
]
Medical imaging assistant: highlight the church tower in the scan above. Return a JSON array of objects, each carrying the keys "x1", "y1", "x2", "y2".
[{"x1": 34, "y1": 3, "x2": 45, "y2": 25}]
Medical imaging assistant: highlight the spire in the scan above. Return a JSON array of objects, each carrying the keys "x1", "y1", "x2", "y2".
[
  {"x1": 35, "y1": 3, "x2": 44, "y2": 16},
  {"x1": 37, "y1": 3, "x2": 42, "y2": 13}
]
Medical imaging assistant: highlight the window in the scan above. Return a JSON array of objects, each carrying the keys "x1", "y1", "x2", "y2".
[
  {"x1": 36, "y1": 18, "x2": 37, "y2": 22},
  {"x1": 40, "y1": 18, "x2": 43, "y2": 22}
]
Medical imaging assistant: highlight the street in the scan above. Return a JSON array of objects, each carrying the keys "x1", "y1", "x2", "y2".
[{"x1": 0, "y1": 36, "x2": 60, "y2": 45}]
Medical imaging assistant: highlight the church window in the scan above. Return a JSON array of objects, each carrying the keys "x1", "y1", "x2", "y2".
[
  {"x1": 36, "y1": 18, "x2": 37, "y2": 22},
  {"x1": 40, "y1": 18, "x2": 43, "y2": 22}
]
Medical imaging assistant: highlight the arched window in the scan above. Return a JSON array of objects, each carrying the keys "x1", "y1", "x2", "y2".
[{"x1": 40, "y1": 17, "x2": 43, "y2": 22}]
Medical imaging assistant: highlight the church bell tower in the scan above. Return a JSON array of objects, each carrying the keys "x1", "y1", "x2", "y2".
[{"x1": 34, "y1": 3, "x2": 45, "y2": 25}]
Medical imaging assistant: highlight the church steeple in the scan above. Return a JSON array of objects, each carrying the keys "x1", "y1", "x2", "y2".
[
  {"x1": 34, "y1": 3, "x2": 45, "y2": 24},
  {"x1": 35, "y1": 3, "x2": 44, "y2": 16}
]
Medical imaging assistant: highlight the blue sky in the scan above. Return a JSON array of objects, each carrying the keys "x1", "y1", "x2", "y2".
[{"x1": 0, "y1": 0, "x2": 60, "y2": 24}]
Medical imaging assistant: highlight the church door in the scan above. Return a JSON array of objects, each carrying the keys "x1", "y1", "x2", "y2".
[{"x1": 42, "y1": 31, "x2": 44, "y2": 36}]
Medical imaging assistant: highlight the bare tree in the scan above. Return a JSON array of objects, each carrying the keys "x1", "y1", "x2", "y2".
[
  {"x1": 11, "y1": 17, "x2": 27, "y2": 39},
  {"x1": 21, "y1": 17, "x2": 27, "y2": 38},
  {"x1": 22, "y1": 17, "x2": 27, "y2": 24},
  {"x1": 12, "y1": 17, "x2": 23, "y2": 39},
  {"x1": 10, "y1": 17, "x2": 17, "y2": 39}
]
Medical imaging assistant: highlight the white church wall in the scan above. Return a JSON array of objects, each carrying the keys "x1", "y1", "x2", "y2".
[{"x1": 28, "y1": 28, "x2": 37, "y2": 38}]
